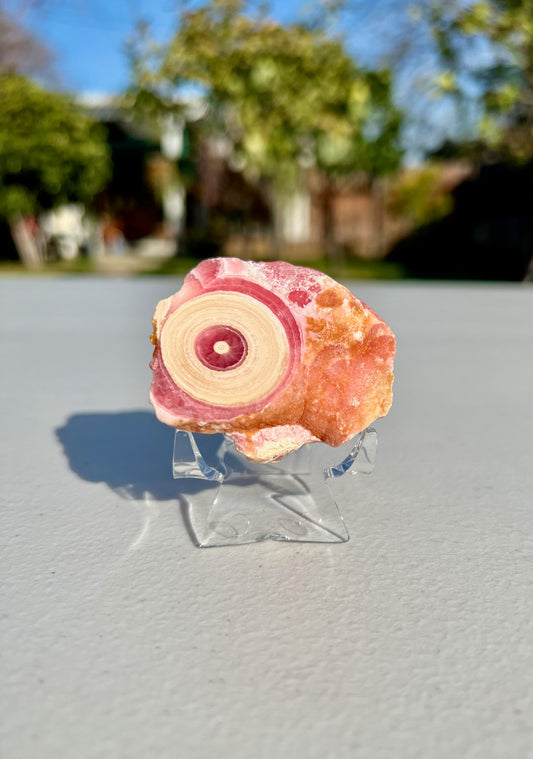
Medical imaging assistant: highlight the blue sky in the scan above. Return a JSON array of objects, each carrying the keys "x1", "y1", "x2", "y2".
[
  {"x1": 12, "y1": 0, "x2": 475, "y2": 160},
  {"x1": 18, "y1": 0, "x2": 311, "y2": 94},
  {"x1": 15, "y1": 0, "x2": 414, "y2": 95},
  {"x1": 22, "y1": 0, "x2": 190, "y2": 94}
]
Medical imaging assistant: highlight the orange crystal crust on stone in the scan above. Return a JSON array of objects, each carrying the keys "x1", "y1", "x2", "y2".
[{"x1": 150, "y1": 257, "x2": 395, "y2": 462}]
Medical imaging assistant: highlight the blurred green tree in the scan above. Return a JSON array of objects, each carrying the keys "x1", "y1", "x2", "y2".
[
  {"x1": 130, "y1": 0, "x2": 402, "y2": 261},
  {"x1": 387, "y1": 163, "x2": 454, "y2": 227},
  {"x1": 0, "y1": 74, "x2": 110, "y2": 264},
  {"x1": 422, "y1": 0, "x2": 533, "y2": 161}
]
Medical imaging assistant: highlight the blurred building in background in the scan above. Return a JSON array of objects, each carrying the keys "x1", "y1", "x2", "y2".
[{"x1": 2, "y1": 0, "x2": 533, "y2": 280}]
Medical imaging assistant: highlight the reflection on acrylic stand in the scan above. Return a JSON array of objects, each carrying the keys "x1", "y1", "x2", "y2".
[{"x1": 173, "y1": 427, "x2": 377, "y2": 547}]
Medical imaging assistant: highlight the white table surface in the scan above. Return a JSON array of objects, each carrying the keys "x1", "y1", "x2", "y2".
[{"x1": 2, "y1": 276, "x2": 533, "y2": 759}]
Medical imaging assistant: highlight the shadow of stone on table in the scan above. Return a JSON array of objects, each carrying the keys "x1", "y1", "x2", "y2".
[
  {"x1": 56, "y1": 412, "x2": 356, "y2": 546},
  {"x1": 55, "y1": 410, "x2": 220, "y2": 504}
]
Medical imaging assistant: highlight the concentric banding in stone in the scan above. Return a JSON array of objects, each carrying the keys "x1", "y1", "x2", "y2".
[
  {"x1": 194, "y1": 325, "x2": 247, "y2": 371},
  {"x1": 160, "y1": 291, "x2": 290, "y2": 407}
]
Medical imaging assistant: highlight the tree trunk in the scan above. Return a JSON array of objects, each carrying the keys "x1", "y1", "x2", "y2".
[
  {"x1": 10, "y1": 216, "x2": 43, "y2": 268},
  {"x1": 321, "y1": 176, "x2": 342, "y2": 272},
  {"x1": 269, "y1": 187, "x2": 284, "y2": 260},
  {"x1": 370, "y1": 176, "x2": 387, "y2": 258}
]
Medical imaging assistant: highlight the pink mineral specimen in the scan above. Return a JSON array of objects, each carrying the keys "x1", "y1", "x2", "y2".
[{"x1": 150, "y1": 257, "x2": 395, "y2": 462}]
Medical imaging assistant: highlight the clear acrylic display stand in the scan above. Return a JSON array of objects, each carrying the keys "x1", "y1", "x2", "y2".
[{"x1": 173, "y1": 427, "x2": 378, "y2": 547}]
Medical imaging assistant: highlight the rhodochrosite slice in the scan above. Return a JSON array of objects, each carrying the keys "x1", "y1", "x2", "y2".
[{"x1": 150, "y1": 258, "x2": 395, "y2": 462}]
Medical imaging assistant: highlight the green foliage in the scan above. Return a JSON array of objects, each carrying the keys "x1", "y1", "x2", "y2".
[
  {"x1": 132, "y1": 0, "x2": 402, "y2": 188},
  {"x1": 457, "y1": 2, "x2": 492, "y2": 35},
  {"x1": 422, "y1": 0, "x2": 533, "y2": 160},
  {"x1": 388, "y1": 164, "x2": 454, "y2": 227},
  {"x1": 433, "y1": 71, "x2": 458, "y2": 95},
  {"x1": 0, "y1": 74, "x2": 110, "y2": 220}
]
